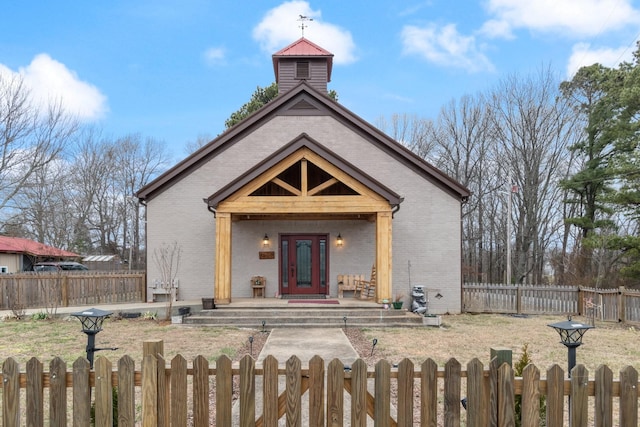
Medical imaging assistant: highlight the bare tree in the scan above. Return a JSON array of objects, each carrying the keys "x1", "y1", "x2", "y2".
[
  {"x1": 376, "y1": 113, "x2": 438, "y2": 162},
  {"x1": 184, "y1": 133, "x2": 213, "y2": 155},
  {"x1": 14, "y1": 159, "x2": 76, "y2": 249},
  {"x1": 69, "y1": 130, "x2": 120, "y2": 254},
  {"x1": 153, "y1": 241, "x2": 182, "y2": 320},
  {"x1": 0, "y1": 74, "x2": 77, "y2": 229},
  {"x1": 114, "y1": 134, "x2": 170, "y2": 269},
  {"x1": 429, "y1": 95, "x2": 498, "y2": 282},
  {"x1": 489, "y1": 67, "x2": 578, "y2": 283}
]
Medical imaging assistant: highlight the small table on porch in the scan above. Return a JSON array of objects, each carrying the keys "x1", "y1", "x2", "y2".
[{"x1": 251, "y1": 276, "x2": 266, "y2": 298}]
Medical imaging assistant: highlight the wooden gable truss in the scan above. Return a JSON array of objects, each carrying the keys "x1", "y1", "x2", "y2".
[{"x1": 213, "y1": 147, "x2": 395, "y2": 304}]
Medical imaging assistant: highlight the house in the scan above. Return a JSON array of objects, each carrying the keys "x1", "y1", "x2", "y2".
[
  {"x1": 136, "y1": 38, "x2": 470, "y2": 312},
  {"x1": 0, "y1": 236, "x2": 80, "y2": 273}
]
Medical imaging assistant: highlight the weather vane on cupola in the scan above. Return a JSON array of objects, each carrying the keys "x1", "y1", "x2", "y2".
[{"x1": 298, "y1": 14, "x2": 313, "y2": 37}]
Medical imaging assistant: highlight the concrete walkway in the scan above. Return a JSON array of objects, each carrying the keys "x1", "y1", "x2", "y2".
[
  {"x1": 233, "y1": 328, "x2": 368, "y2": 426},
  {"x1": 256, "y1": 327, "x2": 360, "y2": 367}
]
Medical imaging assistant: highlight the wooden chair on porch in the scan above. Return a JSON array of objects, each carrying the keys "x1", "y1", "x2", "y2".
[
  {"x1": 251, "y1": 276, "x2": 266, "y2": 298},
  {"x1": 354, "y1": 265, "x2": 376, "y2": 300}
]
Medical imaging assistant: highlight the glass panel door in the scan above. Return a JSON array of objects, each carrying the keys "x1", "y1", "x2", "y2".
[
  {"x1": 295, "y1": 239, "x2": 312, "y2": 288},
  {"x1": 280, "y1": 234, "x2": 329, "y2": 295}
]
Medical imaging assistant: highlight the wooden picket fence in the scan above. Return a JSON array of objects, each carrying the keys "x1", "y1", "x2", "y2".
[
  {"x1": 1, "y1": 354, "x2": 638, "y2": 426},
  {"x1": 0, "y1": 271, "x2": 145, "y2": 310},
  {"x1": 463, "y1": 283, "x2": 640, "y2": 324}
]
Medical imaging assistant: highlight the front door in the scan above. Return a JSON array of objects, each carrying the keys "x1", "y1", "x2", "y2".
[{"x1": 280, "y1": 234, "x2": 328, "y2": 295}]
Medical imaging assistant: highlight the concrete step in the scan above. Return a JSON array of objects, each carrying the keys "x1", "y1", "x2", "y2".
[
  {"x1": 193, "y1": 307, "x2": 409, "y2": 317},
  {"x1": 181, "y1": 307, "x2": 424, "y2": 328}
]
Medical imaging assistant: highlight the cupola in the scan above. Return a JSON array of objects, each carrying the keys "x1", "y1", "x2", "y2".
[{"x1": 272, "y1": 38, "x2": 334, "y2": 95}]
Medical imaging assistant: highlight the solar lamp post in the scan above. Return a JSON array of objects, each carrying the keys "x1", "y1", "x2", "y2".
[
  {"x1": 548, "y1": 316, "x2": 594, "y2": 377},
  {"x1": 71, "y1": 308, "x2": 117, "y2": 369},
  {"x1": 548, "y1": 316, "x2": 594, "y2": 422}
]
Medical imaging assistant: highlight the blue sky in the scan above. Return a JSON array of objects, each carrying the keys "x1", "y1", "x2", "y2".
[{"x1": 2, "y1": 0, "x2": 640, "y2": 160}]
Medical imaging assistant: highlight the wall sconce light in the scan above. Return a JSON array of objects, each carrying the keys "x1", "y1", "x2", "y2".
[
  {"x1": 262, "y1": 234, "x2": 270, "y2": 247},
  {"x1": 336, "y1": 233, "x2": 343, "y2": 247}
]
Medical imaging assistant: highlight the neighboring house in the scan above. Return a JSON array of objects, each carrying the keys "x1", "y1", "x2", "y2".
[
  {"x1": 137, "y1": 38, "x2": 470, "y2": 313},
  {"x1": 0, "y1": 236, "x2": 80, "y2": 273}
]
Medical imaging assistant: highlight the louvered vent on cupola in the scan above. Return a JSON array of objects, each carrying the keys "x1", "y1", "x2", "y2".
[
  {"x1": 272, "y1": 38, "x2": 334, "y2": 95},
  {"x1": 295, "y1": 61, "x2": 310, "y2": 79}
]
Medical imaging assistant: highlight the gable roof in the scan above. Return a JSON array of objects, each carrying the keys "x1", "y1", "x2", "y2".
[
  {"x1": 136, "y1": 81, "x2": 470, "y2": 202},
  {"x1": 206, "y1": 133, "x2": 404, "y2": 209},
  {"x1": 0, "y1": 236, "x2": 79, "y2": 257},
  {"x1": 272, "y1": 37, "x2": 334, "y2": 82}
]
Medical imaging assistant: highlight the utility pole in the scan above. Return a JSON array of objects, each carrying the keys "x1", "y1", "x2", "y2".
[
  {"x1": 506, "y1": 185, "x2": 512, "y2": 284},
  {"x1": 506, "y1": 181, "x2": 518, "y2": 284}
]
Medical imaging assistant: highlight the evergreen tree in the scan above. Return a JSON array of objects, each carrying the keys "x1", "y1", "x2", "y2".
[
  {"x1": 559, "y1": 44, "x2": 640, "y2": 284},
  {"x1": 225, "y1": 83, "x2": 338, "y2": 129}
]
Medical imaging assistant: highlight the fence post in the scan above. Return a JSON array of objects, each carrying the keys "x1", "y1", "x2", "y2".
[
  {"x1": 490, "y1": 348, "x2": 512, "y2": 426},
  {"x1": 516, "y1": 285, "x2": 522, "y2": 314},
  {"x1": 577, "y1": 287, "x2": 584, "y2": 315},
  {"x1": 143, "y1": 340, "x2": 164, "y2": 359},
  {"x1": 490, "y1": 348, "x2": 512, "y2": 370},
  {"x1": 61, "y1": 276, "x2": 69, "y2": 307},
  {"x1": 618, "y1": 287, "x2": 626, "y2": 323}
]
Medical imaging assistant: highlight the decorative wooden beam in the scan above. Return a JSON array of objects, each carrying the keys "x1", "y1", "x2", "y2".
[
  {"x1": 271, "y1": 178, "x2": 302, "y2": 196},
  {"x1": 218, "y1": 196, "x2": 390, "y2": 214},
  {"x1": 301, "y1": 159, "x2": 308, "y2": 196},
  {"x1": 307, "y1": 178, "x2": 338, "y2": 196},
  {"x1": 214, "y1": 212, "x2": 232, "y2": 304},
  {"x1": 376, "y1": 211, "x2": 392, "y2": 303}
]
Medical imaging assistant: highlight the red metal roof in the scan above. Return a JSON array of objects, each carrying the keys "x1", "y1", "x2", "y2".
[
  {"x1": 272, "y1": 37, "x2": 334, "y2": 57},
  {"x1": 0, "y1": 236, "x2": 79, "y2": 257},
  {"x1": 272, "y1": 37, "x2": 334, "y2": 83}
]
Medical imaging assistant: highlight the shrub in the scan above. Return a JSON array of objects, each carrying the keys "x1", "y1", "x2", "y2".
[
  {"x1": 30, "y1": 311, "x2": 49, "y2": 321},
  {"x1": 514, "y1": 343, "x2": 546, "y2": 426},
  {"x1": 141, "y1": 311, "x2": 157, "y2": 320}
]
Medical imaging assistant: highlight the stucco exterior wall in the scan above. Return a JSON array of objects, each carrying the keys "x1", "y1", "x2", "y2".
[{"x1": 145, "y1": 114, "x2": 462, "y2": 313}]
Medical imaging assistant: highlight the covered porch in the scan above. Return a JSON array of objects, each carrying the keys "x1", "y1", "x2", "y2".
[{"x1": 207, "y1": 139, "x2": 403, "y2": 305}]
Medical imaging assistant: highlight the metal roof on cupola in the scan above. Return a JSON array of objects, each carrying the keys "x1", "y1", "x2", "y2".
[{"x1": 272, "y1": 38, "x2": 334, "y2": 94}]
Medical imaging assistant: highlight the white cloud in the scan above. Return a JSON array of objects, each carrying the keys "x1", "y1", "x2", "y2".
[
  {"x1": 401, "y1": 23, "x2": 494, "y2": 73},
  {"x1": 566, "y1": 42, "x2": 636, "y2": 77},
  {"x1": 482, "y1": 0, "x2": 640, "y2": 38},
  {"x1": 0, "y1": 54, "x2": 107, "y2": 121},
  {"x1": 479, "y1": 19, "x2": 515, "y2": 40},
  {"x1": 252, "y1": 1, "x2": 357, "y2": 65},
  {"x1": 203, "y1": 47, "x2": 226, "y2": 66}
]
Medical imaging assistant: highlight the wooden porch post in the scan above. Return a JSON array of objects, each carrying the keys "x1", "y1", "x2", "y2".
[
  {"x1": 376, "y1": 211, "x2": 392, "y2": 303},
  {"x1": 215, "y1": 212, "x2": 232, "y2": 304}
]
